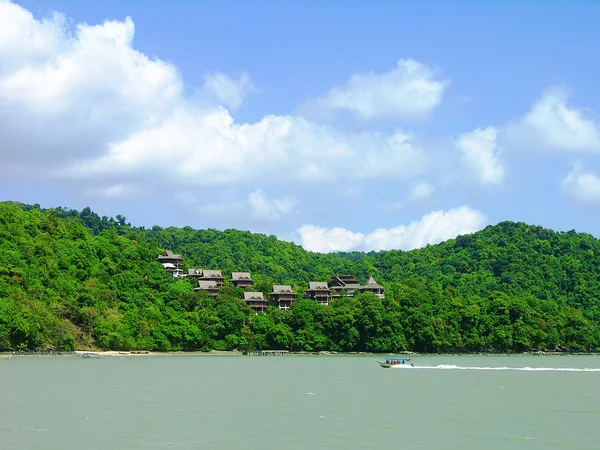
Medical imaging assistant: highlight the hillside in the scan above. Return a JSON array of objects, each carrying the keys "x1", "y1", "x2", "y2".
[{"x1": 1, "y1": 201, "x2": 599, "y2": 352}]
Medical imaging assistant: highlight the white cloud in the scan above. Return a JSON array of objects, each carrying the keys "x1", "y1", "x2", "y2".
[
  {"x1": 63, "y1": 110, "x2": 427, "y2": 187},
  {"x1": 503, "y1": 87, "x2": 600, "y2": 153},
  {"x1": 456, "y1": 127, "x2": 505, "y2": 185},
  {"x1": 381, "y1": 181, "x2": 435, "y2": 211},
  {"x1": 407, "y1": 181, "x2": 435, "y2": 202},
  {"x1": 0, "y1": 2, "x2": 429, "y2": 192},
  {"x1": 309, "y1": 58, "x2": 448, "y2": 121},
  {"x1": 0, "y1": 1, "x2": 182, "y2": 173},
  {"x1": 173, "y1": 189, "x2": 295, "y2": 220},
  {"x1": 561, "y1": 162, "x2": 600, "y2": 205},
  {"x1": 248, "y1": 189, "x2": 296, "y2": 219},
  {"x1": 201, "y1": 72, "x2": 255, "y2": 111},
  {"x1": 298, "y1": 206, "x2": 487, "y2": 253},
  {"x1": 297, "y1": 225, "x2": 364, "y2": 253}
]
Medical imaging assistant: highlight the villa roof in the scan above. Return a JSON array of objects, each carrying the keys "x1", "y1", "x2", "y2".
[
  {"x1": 361, "y1": 276, "x2": 384, "y2": 289},
  {"x1": 232, "y1": 272, "x2": 253, "y2": 280},
  {"x1": 200, "y1": 269, "x2": 223, "y2": 278},
  {"x1": 196, "y1": 280, "x2": 219, "y2": 289},
  {"x1": 156, "y1": 250, "x2": 183, "y2": 261},
  {"x1": 271, "y1": 285, "x2": 295, "y2": 294},
  {"x1": 243, "y1": 292, "x2": 265, "y2": 301},
  {"x1": 331, "y1": 283, "x2": 360, "y2": 290},
  {"x1": 308, "y1": 281, "x2": 330, "y2": 291},
  {"x1": 332, "y1": 274, "x2": 358, "y2": 282},
  {"x1": 329, "y1": 274, "x2": 359, "y2": 287}
]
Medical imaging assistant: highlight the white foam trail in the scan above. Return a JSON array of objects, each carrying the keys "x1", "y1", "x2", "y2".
[{"x1": 401, "y1": 364, "x2": 600, "y2": 372}]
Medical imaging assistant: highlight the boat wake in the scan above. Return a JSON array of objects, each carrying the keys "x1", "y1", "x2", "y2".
[{"x1": 401, "y1": 364, "x2": 600, "y2": 372}]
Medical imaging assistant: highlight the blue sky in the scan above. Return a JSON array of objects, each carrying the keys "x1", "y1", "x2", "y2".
[{"x1": 1, "y1": 0, "x2": 599, "y2": 252}]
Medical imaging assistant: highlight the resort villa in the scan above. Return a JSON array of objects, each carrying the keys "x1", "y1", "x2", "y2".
[
  {"x1": 156, "y1": 250, "x2": 184, "y2": 278},
  {"x1": 269, "y1": 285, "x2": 297, "y2": 310},
  {"x1": 231, "y1": 272, "x2": 254, "y2": 288},
  {"x1": 243, "y1": 292, "x2": 267, "y2": 313},
  {"x1": 305, "y1": 281, "x2": 332, "y2": 306},
  {"x1": 157, "y1": 250, "x2": 385, "y2": 310}
]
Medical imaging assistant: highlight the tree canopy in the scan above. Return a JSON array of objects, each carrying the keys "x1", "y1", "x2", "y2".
[{"x1": 1, "y1": 201, "x2": 599, "y2": 353}]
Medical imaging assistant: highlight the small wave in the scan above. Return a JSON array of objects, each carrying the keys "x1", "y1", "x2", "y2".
[
  {"x1": 404, "y1": 364, "x2": 600, "y2": 372},
  {"x1": 0, "y1": 428, "x2": 46, "y2": 433}
]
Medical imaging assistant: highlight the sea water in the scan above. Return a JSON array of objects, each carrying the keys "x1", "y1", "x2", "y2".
[{"x1": 1, "y1": 355, "x2": 599, "y2": 449}]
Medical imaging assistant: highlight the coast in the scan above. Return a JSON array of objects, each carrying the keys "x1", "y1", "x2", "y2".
[{"x1": 2, "y1": 349, "x2": 599, "y2": 358}]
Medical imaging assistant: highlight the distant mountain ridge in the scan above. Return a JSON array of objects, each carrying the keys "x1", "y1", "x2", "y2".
[{"x1": 1, "y1": 201, "x2": 599, "y2": 352}]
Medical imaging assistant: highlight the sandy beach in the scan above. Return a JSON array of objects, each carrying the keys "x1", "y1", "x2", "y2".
[{"x1": 73, "y1": 350, "x2": 244, "y2": 357}]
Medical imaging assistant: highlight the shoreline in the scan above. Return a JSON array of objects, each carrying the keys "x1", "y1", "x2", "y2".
[{"x1": 2, "y1": 350, "x2": 599, "y2": 358}]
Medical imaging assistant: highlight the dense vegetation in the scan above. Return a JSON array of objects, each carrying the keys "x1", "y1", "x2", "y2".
[{"x1": 1, "y1": 201, "x2": 599, "y2": 353}]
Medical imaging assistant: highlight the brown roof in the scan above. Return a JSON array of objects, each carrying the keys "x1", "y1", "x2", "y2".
[
  {"x1": 361, "y1": 276, "x2": 384, "y2": 289},
  {"x1": 271, "y1": 285, "x2": 295, "y2": 294},
  {"x1": 308, "y1": 281, "x2": 330, "y2": 291},
  {"x1": 195, "y1": 280, "x2": 219, "y2": 289},
  {"x1": 200, "y1": 269, "x2": 223, "y2": 278},
  {"x1": 232, "y1": 272, "x2": 253, "y2": 280},
  {"x1": 243, "y1": 292, "x2": 265, "y2": 301},
  {"x1": 335, "y1": 274, "x2": 358, "y2": 283},
  {"x1": 328, "y1": 274, "x2": 359, "y2": 287},
  {"x1": 156, "y1": 250, "x2": 183, "y2": 261},
  {"x1": 187, "y1": 268, "x2": 203, "y2": 275},
  {"x1": 330, "y1": 283, "x2": 360, "y2": 290}
]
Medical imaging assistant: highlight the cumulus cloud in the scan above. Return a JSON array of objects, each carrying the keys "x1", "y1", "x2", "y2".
[
  {"x1": 308, "y1": 58, "x2": 448, "y2": 121},
  {"x1": 0, "y1": 2, "x2": 428, "y2": 192},
  {"x1": 561, "y1": 162, "x2": 600, "y2": 205},
  {"x1": 456, "y1": 127, "x2": 505, "y2": 185},
  {"x1": 63, "y1": 111, "x2": 427, "y2": 187},
  {"x1": 297, "y1": 225, "x2": 365, "y2": 253},
  {"x1": 201, "y1": 72, "x2": 255, "y2": 111},
  {"x1": 0, "y1": 2, "x2": 182, "y2": 175},
  {"x1": 298, "y1": 206, "x2": 487, "y2": 253},
  {"x1": 248, "y1": 189, "x2": 296, "y2": 219},
  {"x1": 503, "y1": 87, "x2": 600, "y2": 153}
]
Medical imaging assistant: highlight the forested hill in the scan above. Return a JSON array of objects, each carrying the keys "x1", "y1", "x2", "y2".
[{"x1": 1, "y1": 201, "x2": 599, "y2": 353}]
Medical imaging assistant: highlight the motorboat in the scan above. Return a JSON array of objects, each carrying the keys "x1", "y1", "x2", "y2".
[{"x1": 377, "y1": 357, "x2": 414, "y2": 368}]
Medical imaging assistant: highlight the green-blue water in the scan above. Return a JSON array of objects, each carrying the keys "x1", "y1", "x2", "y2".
[{"x1": 1, "y1": 355, "x2": 599, "y2": 449}]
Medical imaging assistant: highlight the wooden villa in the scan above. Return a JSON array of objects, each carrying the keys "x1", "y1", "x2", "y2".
[
  {"x1": 187, "y1": 269, "x2": 225, "y2": 286},
  {"x1": 156, "y1": 250, "x2": 184, "y2": 278},
  {"x1": 243, "y1": 292, "x2": 267, "y2": 314},
  {"x1": 359, "y1": 276, "x2": 385, "y2": 299},
  {"x1": 194, "y1": 280, "x2": 220, "y2": 297},
  {"x1": 269, "y1": 285, "x2": 296, "y2": 310},
  {"x1": 231, "y1": 272, "x2": 254, "y2": 288},
  {"x1": 328, "y1": 274, "x2": 360, "y2": 297},
  {"x1": 186, "y1": 268, "x2": 204, "y2": 278},
  {"x1": 305, "y1": 281, "x2": 331, "y2": 306}
]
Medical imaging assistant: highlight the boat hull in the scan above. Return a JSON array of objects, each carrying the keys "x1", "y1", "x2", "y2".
[{"x1": 376, "y1": 359, "x2": 414, "y2": 368}]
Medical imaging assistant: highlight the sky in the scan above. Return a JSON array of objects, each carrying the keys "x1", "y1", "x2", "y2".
[{"x1": 1, "y1": 0, "x2": 599, "y2": 253}]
